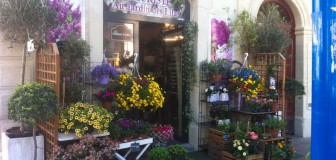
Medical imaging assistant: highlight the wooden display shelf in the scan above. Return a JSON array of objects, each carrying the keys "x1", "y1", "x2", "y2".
[
  {"x1": 208, "y1": 128, "x2": 234, "y2": 160},
  {"x1": 221, "y1": 151, "x2": 264, "y2": 160},
  {"x1": 230, "y1": 108, "x2": 275, "y2": 123}
]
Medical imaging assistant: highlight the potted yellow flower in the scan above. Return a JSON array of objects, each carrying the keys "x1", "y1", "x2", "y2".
[{"x1": 59, "y1": 102, "x2": 114, "y2": 137}]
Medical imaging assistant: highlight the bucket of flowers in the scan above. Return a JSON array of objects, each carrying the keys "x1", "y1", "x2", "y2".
[{"x1": 94, "y1": 84, "x2": 117, "y2": 110}]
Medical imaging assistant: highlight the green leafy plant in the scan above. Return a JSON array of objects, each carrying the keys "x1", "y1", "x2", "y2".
[
  {"x1": 231, "y1": 10, "x2": 258, "y2": 54},
  {"x1": 167, "y1": 144, "x2": 188, "y2": 160},
  {"x1": 264, "y1": 118, "x2": 287, "y2": 130},
  {"x1": 255, "y1": 4, "x2": 292, "y2": 53},
  {"x1": 182, "y1": 21, "x2": 198, "y2": 129},
  {"x1": 108, "y1": 122, "x2": 123, "y2": 139},
  {"x1": 265, "y1": 140, "x2": 296, "y2": 160},
  {"x1": 59, "y1": 102, "x2": 114, "y2": 137},
  {"x1": 8, "y1": 82, "x2": 58, "y2": 160},
  {"x1": 147, "y1": 147, "x2": 172, "y2": 160},
  {"x1": 261, "y1": 133, "x2": 271, "y2": 139},
  {"x1": 281, "y1": 77, "x2": 306, "y2": 100}
]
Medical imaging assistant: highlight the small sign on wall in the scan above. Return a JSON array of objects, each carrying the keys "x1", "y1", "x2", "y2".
[{"x1": 111, "y1": 25, "x2": 133, "y2": 42}]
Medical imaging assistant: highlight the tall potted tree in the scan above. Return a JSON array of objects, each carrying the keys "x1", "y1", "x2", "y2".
[
  {"x1": 0, "y1": 0, "x2": 56, "y2": 85},
  {"x1": 3, "y1": 82, "x2": 58, "y2": 160}
]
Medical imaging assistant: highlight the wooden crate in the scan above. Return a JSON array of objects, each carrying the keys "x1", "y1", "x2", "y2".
[
  {"x1": 208, "y1": 129, "x2": 234, "y2": 160},
  {"x1": 221, "y1": 151, "x2": 264, "y2": 160}
]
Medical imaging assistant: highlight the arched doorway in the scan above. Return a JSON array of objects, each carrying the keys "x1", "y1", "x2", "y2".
[{"x1": 258, "y1": 0, "x2": 296, "y2": 134}]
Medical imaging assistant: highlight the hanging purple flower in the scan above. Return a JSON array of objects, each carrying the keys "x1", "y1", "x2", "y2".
[{"x1": 211, "y1": 18, "x2": 231, "y2": 46}]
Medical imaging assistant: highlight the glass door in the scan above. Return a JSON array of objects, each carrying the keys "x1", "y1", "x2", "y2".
[{"x1": 103, "y1": 21, "x2": 139, "y2": 67}]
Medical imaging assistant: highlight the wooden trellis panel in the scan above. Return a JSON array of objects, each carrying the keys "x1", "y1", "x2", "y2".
[
  {"x1": 253, "y1": 53, "x2": 286, "y2": 120},
  {"x1": 36, "y1": 43, "x2": 60, "y2": 157}
]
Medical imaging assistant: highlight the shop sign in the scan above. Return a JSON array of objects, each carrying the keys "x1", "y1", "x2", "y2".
[
  {"x1": 111, "y1": 25, "x2": 133, "y2": 41},
  {"x1": 105, "y1": 0, "x2": 184, "y2": 20}
]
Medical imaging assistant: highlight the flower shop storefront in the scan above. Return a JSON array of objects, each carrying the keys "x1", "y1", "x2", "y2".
[{"x1": 102, "y1": 0, "x2": 190, "y2": 142}]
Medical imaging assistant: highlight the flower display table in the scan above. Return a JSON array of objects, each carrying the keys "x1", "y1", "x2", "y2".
[{"x1": 114, "y1": 137, "x2": 153, "y2": 160}]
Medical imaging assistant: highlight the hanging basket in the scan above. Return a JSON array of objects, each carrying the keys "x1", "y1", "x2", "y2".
[{"x1": 99, "y1": 75, "x2": 109, "y2": 84}]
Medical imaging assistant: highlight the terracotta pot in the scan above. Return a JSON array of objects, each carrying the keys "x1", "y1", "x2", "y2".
[
  {"x1": 102, "y1": 101, "x2": 112, "y2": 110},
  {"x1": 138, "y1": 134, "x2": 148, "y2": 140},
  {"x1": 210, "y1": 73, "x2": 222, "y2": 82},
  {"x1": 122, "y1": 136, "x2": 132, "y2": 142},
  {"x1": 271, "y1": 103, "x2": 278, "y2": 112},
  {"x1": 265, "y1": 128, "x2": 279, "y2": 138}
]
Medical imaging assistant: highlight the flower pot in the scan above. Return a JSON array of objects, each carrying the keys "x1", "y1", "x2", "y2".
[
  {"x1": 102, "y1": 101, "x2": 112, "y2": 110},
  {"x1": 265, "y1": 128, "x2": 279, "y2": 138},
  {"x1": 220, "y1": 93, "x2": 229, "y2": 101},
  {"x1": 271, "y1": 103, "x2": 278, "y2": 112},
  {"x1": 138, "y1": 134, "x2": 148, "y2": 140},
  {"x1": 210, "y1": 73, "x2": 222, "y2": 82},
  {"x1": 122, "y1": 136, "x2": 132, "y2": 142},
  {"x1": 1, "y1": 132, "x2": 44, "y2": 160},
  {"x1": 208, "y1": 93, "x2": 219, "y2": 102},
  {"x1": 99, "y1": 75, "x2": 109, "y2": 84}
]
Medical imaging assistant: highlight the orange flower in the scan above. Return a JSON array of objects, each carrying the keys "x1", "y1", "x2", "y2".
[{"x1": 290, "y1": 147, "x2": 295, "y2": 153}]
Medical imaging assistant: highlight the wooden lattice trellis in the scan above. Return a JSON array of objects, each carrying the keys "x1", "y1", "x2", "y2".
[
  {"x1": 253, "y1": 53, "x2": 286, "y2": 121},
  {"x1": 36, "y1": 43, "x2": 60, "y2": 157}
]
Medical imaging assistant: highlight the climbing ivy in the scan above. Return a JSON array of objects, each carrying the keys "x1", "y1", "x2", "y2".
[{"x1": 182, "y1": 21, "x2": 198, "y2": 130}]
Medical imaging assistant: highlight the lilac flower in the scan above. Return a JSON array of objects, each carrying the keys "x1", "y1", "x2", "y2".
[
  {"x1": 91, "y1": 63, "x2": 119, "y2": 80},
  {"x1": 47, "y1": 0, "x2": 81, "y2": 42}
]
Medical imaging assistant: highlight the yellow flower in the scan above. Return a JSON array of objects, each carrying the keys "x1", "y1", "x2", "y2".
[
  {"x1": 243, "y1": 152, "x2": 247, "y2": 156},
  {"x1": 238, "y1": 146, "x2": 242, "y2": 150}
]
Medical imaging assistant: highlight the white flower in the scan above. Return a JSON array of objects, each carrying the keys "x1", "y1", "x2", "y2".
[
  {"x1": 233, "y1": 144, "x2": 236, "y2": 147},
  {"x1": 128, "y1": 63, "x2": 134, "y2": 68},
  {"x1": 223, "y1": 88, "x2": 228, "y2": 93},
  {"x1": 205, "y1": 88, "x2": 208, "y2": 93},
  {"x1": 243, "y1": 152, "x2": 247, "y2": 156},
  {"x1": 238, "y1": 146, "x2": 242, "y2": 150},
  {"x1": 245, "y1": 143, "x2": 249, "y2": 147}
]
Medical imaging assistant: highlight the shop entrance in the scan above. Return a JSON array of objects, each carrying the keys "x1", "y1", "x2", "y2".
[{"x1": 103, "y1": 20, "x2": 186, "y2": 141}]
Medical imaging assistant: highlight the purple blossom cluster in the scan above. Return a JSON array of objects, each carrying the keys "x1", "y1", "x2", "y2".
[
  {"x1": 47, "y1": 0, "x2": 81, "y2": 42},
  {"x1": 211, "y1": 18, "x2": 231, "y2": 46},
  {"x1": 91, "y1": 63, "x2": 119, "y2": 80}
]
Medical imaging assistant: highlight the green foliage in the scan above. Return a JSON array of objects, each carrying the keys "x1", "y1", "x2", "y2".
[
  {"x1": 182, "y1": 21, "x2": 198, "y2": 129},
  {"x1": 147, "y1": 147, "x2": 172, "y2": 160},
  {"x1": 200, "y1": 59, "x2": 232, "y2": 75},
  {"x1": 231, "y1": 10, "x2": 258, "y2": 54},
  {"x1": 0, "y1": 0, "x2": 55, "y2": 44},
  {"x1": 60, "y1": 34, "x2": 90, "y2": 79},
  {"x1": 108, "y1": 122, "x2": 123, "y2": 139},
  {"x1": 217, "y1": 123, "x2": 236, "y2": 133},
  {"x1": 264, "y1": 118, "x2": 287, "y2": 130},
  {"x1": 282, "y1": 77, "x2": 306, "y2": 100},
  {"x1": 8, "y1": 82, "x2": 58, "y2": 129},
  {"x1": 167, "y1": 145, "x2": 188, "y2": 160},
  {"x1": 255, "y1": 4, "x2": 292, "y2": 53},
  {"x1": 171, "y1": 0, "x2": 185, "y2": 11}
]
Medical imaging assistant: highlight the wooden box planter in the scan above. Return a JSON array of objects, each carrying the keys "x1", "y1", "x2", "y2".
[
  {"x1": 221, "y1": 151, "x2": 264, "y2": 160},
  {"x1": 208, "y1": 128, "x2": 234, "y2": 160},
  {"x1": 1, "y1": 132, "x2": 44, "y2": 160}
]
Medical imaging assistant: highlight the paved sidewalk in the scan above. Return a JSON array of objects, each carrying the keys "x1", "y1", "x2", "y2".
[{"x1": 289, "y1": 136, "x2": 311, "y2": 160}]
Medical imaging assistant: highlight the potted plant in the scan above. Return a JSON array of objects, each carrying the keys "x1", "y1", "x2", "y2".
[
  {"x1": 5, "y1": 82, "x2": 58, "y2": 160},
  {"x1": 261, "y1": 133, "x2": 271, "y2": 140},
  {"x1": 134, "y1": 121, "x2": 151, "y2": 139},
  {"x1": 59, "y1": 102, "x2": 114, "y2": 137},
  {"x1": 264, "y1": 118, "x2": 287, "y2": 138},
  {"x1": 117, "y1": 119, "x2": 135, "y2": 142},
  {"x1": 94, "y1": 84, "x2": 117, "y2": 110},
  {"x1": 255, "y1": 4, "x2": 292, "y2": 54},
  {"x1": 167, "y1": 144, "x2": 188, "y2": 160},
  {"x1": 200, "y1": 59, "x2": 232, "y2": 82},
  {"x1": 147, "y1": 147, "x2": 172, "y2": 160},
  {"x1": 91, "y1": 61, "x2": 118, "y2": 84}
]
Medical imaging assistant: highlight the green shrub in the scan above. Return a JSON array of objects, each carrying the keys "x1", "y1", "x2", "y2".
[
  {"x1": 167, "y1": 145, "x2": 188, "y2": 160},
  {"x1": 147, "y1": 147, "x2": 171, "y2": 160},
  {"x1": 264, "y1": 118, "x2": 287, "y2": 130}
]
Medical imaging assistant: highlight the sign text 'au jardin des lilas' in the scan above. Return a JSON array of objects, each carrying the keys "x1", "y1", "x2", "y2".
[{"x1": 105, "y1": 0, "x2": 185, "y2": 20}]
